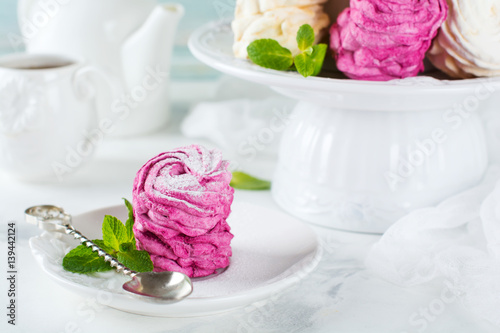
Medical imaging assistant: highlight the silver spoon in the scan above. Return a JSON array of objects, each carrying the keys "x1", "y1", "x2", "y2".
[{"x1": 25, "y1": 205, "x2": 193, "y2": 302}]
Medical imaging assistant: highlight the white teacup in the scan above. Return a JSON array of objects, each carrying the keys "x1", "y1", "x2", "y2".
[{"x1": 0, "y1": 53, "x2": 106, "y2": 181}]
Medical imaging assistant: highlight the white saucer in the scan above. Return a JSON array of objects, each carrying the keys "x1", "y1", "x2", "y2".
[{"x1": 29, "y1": 202, "x2": 321, "y2": 317}]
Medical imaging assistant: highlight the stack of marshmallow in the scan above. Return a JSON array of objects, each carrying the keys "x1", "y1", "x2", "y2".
[{"x1": 132, "y1": 145, "x2": 234, "y2": 278}]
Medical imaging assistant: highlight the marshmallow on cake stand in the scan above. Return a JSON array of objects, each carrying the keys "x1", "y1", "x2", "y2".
[
  {"x1": 428, "y1": 0, "x2": 500, "y2": 79},
  {"x1": 189, "y1": 17, "x2": 499, "y2": 233}
]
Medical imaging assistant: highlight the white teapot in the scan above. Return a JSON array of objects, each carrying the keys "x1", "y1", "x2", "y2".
[{"x1": 18, "y1": 0, "x2": 184, "y2": 136}]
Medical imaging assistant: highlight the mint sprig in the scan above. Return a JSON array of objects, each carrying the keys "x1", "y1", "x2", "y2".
[
  {"x1": 247, "y1": 24, "x2": 327, "y2": 78},
  {"x1": 230, "y1": 171, "x2": 271, "y2": 191},
  {"x1": 62, "y1": 198, "x2": 153, "y2": 274}
]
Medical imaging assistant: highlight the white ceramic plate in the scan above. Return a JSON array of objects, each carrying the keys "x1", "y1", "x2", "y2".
[
  {"x1": 30, "y1": 202, "x2": 321, "y2": 317},
  {"x1": 188, "y1": 21, "x2": 500, "y2": 111}
]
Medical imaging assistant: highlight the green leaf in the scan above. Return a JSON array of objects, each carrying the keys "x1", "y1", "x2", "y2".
[
  {"x1": 295, "y1": 43, "x2": 328, "y2": 77},
  {"x1": 310, "y1": 44, "x2": 328, "y2": 76},
  {"x1": 230, "y1": 172, "x2": 271, "y2": 191},
  {"x1": 119, "y1": 242, "x2": 134, "y2": 252},
  {"x1": 296, "y1": 24, "x2": 315, "y2": 51},
  {"x1": 62, "y1": 243, "x2": 113, "y2": 274},
  {"x1": 102, "y1": 215, "x2": 127, "y2": 251},
  {"x1": 295, "y1": 53, "x2": 315, "y2": 78},
  {"x1": 117, "y1": 250, "x2": 154, "y2": 273},
  {"x1": 123, "y1": 198, "x2": 135, "y2": 246},
  {"x1": 247, "y1": 39, "x2": 294, "y2": 71}
]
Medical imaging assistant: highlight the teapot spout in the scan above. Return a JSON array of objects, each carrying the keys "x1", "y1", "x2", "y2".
[{"x1": 122, "y1": 4, "x2": 184, "y2": 89}]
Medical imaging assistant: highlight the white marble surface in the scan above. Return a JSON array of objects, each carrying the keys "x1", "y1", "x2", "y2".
[{"x1": 0, "y1": 80, "x2": 498, "y2": 333}]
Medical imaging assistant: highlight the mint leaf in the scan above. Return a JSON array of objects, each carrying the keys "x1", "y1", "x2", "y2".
[
  {"x1": 295, "y1": 43, "x2": 328, "y2": 77},
  {"x1": 119, "y1": 242, "x2": 134, "y2": 252},
  {"x1": 62, "y1": 243, "x2": 113, "y2": 274},
  {"x1": 295, "y1": 53, "x2": 315, "y2": 78},
  {"x1": 297, "y1": 24, "x2": 315, "y2": 51},
  {"x1": 310, "y1": 44, "x2": 328, "y2": 76},
  {"x1": 247, "y1": 39, "x2": 294, "y2": 71},
  {"x1": 102, "y1": 215, "x2": 127, "y2": 251},
  {"x1": 247, "y1": 24, "x2": 326, "y2": 77},
  {"x1": 117, "y1": 250, "x2": 154, "y2": 273},
  {"x1": 230, "y1": 172, "x2": 271, "y2": 190},
  {"x1": 123, "y1": 198, "x2": 135, "y2": 246}
]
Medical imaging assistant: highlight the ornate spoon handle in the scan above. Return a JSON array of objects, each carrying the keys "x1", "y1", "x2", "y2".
[
  {"x1": 64, "y1": 225, "x2": 138, "y2": 278},
  {"x1": 26, "y1": 205, "x2": 194, "y2": 302},
  {"x1": 24, "y1": 205, "x2": 139, "y2": 278}
]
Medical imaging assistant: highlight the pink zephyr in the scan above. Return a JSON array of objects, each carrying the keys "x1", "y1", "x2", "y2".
[
  {"x1": 330, "y1": 0, "x2": 448, "y2": 81},
  {"x1": 132, "y1": 145, "x2": 234, "y2": 278}
]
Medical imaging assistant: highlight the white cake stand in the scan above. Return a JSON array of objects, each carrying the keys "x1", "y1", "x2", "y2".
[{"x1": 189, "y1": 21, "x2": 500, "y2": 233}]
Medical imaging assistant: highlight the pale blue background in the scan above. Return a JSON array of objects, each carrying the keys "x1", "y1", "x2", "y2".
[
  {"x1": 0, "y1": 0, "x2": 18, "y2": 52},
  {"x1": 0, "y1": 0, "x2": 234, "y2": 79}
]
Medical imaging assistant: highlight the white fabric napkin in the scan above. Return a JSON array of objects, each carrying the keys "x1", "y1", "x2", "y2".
[
  {"x1": 366, "y1": 166, "x2": 500, "y2": 327},
  {"x1": 181, "y1": 97, "x2": 295, "y2": 158},
  {"x1": 181, "y1": 77, "x2": 296, "y2": 160}
]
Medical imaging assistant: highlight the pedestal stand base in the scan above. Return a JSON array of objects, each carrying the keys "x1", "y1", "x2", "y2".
[{"x1": 272, "y1": 101, "x2": 488, "y2": 233}]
